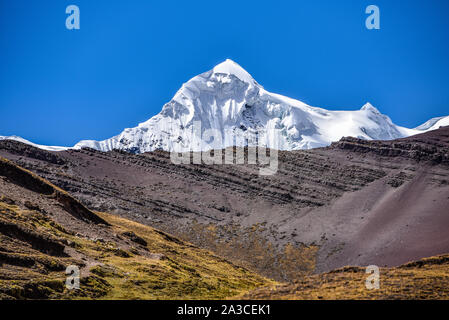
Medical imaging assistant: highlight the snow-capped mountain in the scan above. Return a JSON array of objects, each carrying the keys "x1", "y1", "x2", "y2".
[
  {"x1": 72, "y1": 59, "x2": 440, "y2": 153},
  {"x1": 1, "y1": 59, "x2": 448, "y2": 153}
]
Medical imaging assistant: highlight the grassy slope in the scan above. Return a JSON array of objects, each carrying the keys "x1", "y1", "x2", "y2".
[
  {"x1": 240, "y1": 255, "x2": 449, "y2": 300},
  {"x1": 2, "y1": 156, "x2": 449, "y2": 300},
  {"x1": 91, "y1": 211, "x2": 273, "y2": 299},
  {"x1": 4, "y1": 195, "x2": 449, "y2": 301},
  {"x1": 0, "y1": 203, "x2": 272, "y2": 300},
  {"x1": 0, "y1": 156, "x2": 273, "y2": 299}
]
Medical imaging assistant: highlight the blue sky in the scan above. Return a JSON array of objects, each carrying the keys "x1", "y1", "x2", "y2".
[{"x1": 1, "y1": 0, "x2": 448, "y2": 146}]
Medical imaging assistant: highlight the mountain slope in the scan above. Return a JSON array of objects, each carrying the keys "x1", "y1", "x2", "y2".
[
  {"x1": 414, "y1": 116, "x2": 449, "y2": 131},
  {"x1": 1, "y1": 127, "x2": 448, "y2": 280},
  {"x1": 0, "y1": 157, "x2": 270, "y2": 299}
]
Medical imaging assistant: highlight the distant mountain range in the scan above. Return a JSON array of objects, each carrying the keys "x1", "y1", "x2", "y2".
[{"x1": 2, "y1": 59, "x2": 449, "y2": 152}]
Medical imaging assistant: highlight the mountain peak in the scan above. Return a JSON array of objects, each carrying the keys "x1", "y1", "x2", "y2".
[
  {"x1": 361, "y1": 102, "x2": 380, "y2": 113},
  {"x1": 212, "y1": 59, "x2": 255, "y2": 84}
]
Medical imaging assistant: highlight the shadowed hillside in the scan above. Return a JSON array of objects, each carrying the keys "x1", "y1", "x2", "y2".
[
  {"x1": 0, "y1": 157, "x2": 270, "y2": 299},
  {"x1": 1, "y1": 127, "x2": 449, "y2": 279}
]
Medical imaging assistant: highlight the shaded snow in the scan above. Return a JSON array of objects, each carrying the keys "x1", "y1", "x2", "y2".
[{"x1": 0, "y1": 136, "x2": 69, "y2": 152}]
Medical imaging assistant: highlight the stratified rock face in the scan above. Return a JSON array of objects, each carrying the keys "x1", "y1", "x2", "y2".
[
  {"x1": 0, "y1": 156, "x2": 268, "y2": 300},
  {"x1": 2, "y1": 127, "x2": 449, "y2": 277},
  {"x1": 240, "y1": 254, "x2": 449, "y2": 300},
  {"x1": 331, "y1": 134, "x2": 449, "y2": 165},
  {"x1": 0, "y1": 157, "x2": 107, "y2": 225},
  {"x1": 73, "y1": 59, "x2": 438, "y2": 153}
]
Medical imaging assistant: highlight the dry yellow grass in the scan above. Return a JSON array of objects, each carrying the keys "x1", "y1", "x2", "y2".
[
  {"x1": 239, "y1": 255, "x2": 449, "y2": 300},
  {"x1": 0, "y1": 202, "x2": 273, "y2": 299},
  {"x1": 178, "y1": 220, "x2": 318, "y2": 281},
  {"x1": 2, "y1": 156, "x2": 448, "y2": 300},
  {"x1": 89, "y1": 211, "x2": 274, "y2": 299}
]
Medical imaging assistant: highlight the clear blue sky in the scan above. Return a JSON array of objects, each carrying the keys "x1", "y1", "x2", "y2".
[{"x1": 1, "y1": 0, "x2": 448, "y2": 146}]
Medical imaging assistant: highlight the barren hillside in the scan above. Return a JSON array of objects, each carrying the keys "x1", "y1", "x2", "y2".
[
  {"x1": 0, "y1": 157, "x2": 269, "y2": 299},
  {"x1": 1, "y1": 127, "x2": 448, "y2": 280}
]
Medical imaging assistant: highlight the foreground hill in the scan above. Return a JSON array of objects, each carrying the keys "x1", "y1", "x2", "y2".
[
  {"x1": 0, "y1": 157, "x2": 270, "y2": 299},
  {"x1": 1, "y1": 127, "x2": 448, "y2": 280},
  {"x1": 241, "y1": 254, "x2": 449, "y2": 300}
]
